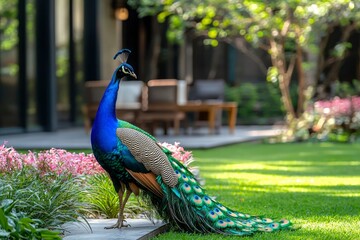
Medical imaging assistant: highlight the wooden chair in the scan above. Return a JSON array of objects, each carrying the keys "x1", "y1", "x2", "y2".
[
  {"x1": 188, "y1": 79, "x2": 225, "y2": 132},
  {"x1": 138, "y1": 79, "x2": 185, "y2": 135}
]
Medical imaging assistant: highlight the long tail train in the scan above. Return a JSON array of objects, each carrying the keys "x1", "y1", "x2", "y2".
[{"x1": 143, "y1": 149, "x2": 292, "y2": 236}]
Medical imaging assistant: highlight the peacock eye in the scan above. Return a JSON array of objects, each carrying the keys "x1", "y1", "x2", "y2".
[{"x1": 122, "y1": 66, "x2": 129, "y2": 74}]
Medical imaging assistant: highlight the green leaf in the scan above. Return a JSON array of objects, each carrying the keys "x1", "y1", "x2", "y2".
[
  {"x1": 267, "y1": 66, "x2": 279, "y2": 83},
  {"x1": 0, "y1": 207, "x2": 10, "y2": 230},
  {"x1": 157, "y1": 11, "x2": 169, "y2": 23},
  {"x1": 208, "y1": 28, "x2": 218, "y2": 38},
  {"x1": 0, "y1": 229, "x2": 10, "y2": 237},
  {"x1": 210, "y1": 39, "x2": 218, "y2": 47},
  {"x1": 201, "y1": 17, "x2": 212, "y2": 26}
]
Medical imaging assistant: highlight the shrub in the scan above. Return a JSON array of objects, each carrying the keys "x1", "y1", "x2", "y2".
[
  {"x1": 0, "y1": 146, "x2": 95, "y2": 234},
  {"x1": 0, "y1": 145, "x2": 104, "y2": 175},
  {"x1": 0, "y1": 142, "x2": 198, "y2": 226},
  {"x1": 0, "y1": 199, "x2": 62, "y2": 240},
  {"x1": 225, "y1": 82, "x2": 285, "y2": 124},
  {"x1": 0, "y1": 167, "x2": 88, "y2": 230},
  {"x1": 80, "y1": 173, "x2": 152, "y2": 219},
  {"x1": 311, "y1": 96, "x2": 360, "y2": 142}
]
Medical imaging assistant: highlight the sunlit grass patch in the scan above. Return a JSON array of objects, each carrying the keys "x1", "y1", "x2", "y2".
[{"x1": 155, "y1": 142, "x2": 360, "y2": 240}]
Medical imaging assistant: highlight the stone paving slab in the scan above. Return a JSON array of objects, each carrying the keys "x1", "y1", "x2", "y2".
[{"x1": 62, "y1": 219, "x2": 168, "y2": 240}]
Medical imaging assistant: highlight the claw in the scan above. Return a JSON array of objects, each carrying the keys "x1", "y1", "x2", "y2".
[{"x1": 104, "y1": 220, "x2": 130, "y2": 229}]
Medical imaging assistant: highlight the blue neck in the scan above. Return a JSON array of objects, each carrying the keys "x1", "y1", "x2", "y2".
[{"x1": 91, "y1": 71, "x2": 121, "y2": 152}]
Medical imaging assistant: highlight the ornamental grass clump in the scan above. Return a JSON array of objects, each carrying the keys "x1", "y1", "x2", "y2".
[
  {"x1": 0, "y1": 199, "x2": 62, "y2": 240},
  {"x1": 0, "y1": 144, "x2": 100, "y2": 237}
]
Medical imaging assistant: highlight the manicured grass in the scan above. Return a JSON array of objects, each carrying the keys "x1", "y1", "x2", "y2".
[{"x1": 154, "y1": 142, "x2": 360, "y2": 240}]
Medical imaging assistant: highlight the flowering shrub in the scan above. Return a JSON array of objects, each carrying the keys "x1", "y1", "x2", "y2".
[
  {"x1": 1, "y1": 142, "x2": 195, "y2": 176},
  {"x1": 311, "y1": 96, "x2": 360, "y2": 141},
  {"x1": 0, "y1": 144, "x2": 104, "y2": 175},
  {"x1": 160, "y1": 142, "x2": 204, "y2": 185},
  {"x1": 160, "y1": 141, "x2": 193, "y2": 165}
]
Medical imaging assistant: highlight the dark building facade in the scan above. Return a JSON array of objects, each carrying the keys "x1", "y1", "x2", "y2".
[
  {"x1": 0, "y1": 0, "x2": 133, "y2": 134},
  {"x1": 2, "y1": 1, "x2": 357, "y2": 135}
]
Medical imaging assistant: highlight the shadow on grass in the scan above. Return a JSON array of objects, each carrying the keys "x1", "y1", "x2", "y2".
[
  {"x1": 200, "y1": 177, "x2": 360, "y2": 219},
  {"x1": 201, "y1": 166, "x2": 360, "y2": 177}
]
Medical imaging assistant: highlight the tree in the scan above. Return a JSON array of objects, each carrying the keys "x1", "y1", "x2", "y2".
[{"x1": 131, "y1": 0, "x2": 360, "y2": 133}]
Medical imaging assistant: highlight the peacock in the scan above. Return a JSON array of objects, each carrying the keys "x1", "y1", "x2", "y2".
[{"x1": 90, "y1": 49, "x2": 292, "y2": 236}]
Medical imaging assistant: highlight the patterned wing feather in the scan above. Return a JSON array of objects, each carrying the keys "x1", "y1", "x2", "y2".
[{"x1": 116, "y1": 128, "x2": 178, "y2": 187}]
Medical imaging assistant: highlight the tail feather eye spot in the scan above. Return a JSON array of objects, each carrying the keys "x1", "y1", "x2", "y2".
[
  {"x1": 262, "y1": 218, "x2": 273, "y2": 223},
  {"x1": 214, "y1": 208, "x2": 224, "y2": 217},
  {"x1": 269, "y1": 223, "x2": 280, "y2": 229},
  {"x1": 207, "y1": 211, "x2": 218, "y2": 221},
  {"x1": 225, "y1": 218, "x2": 235, "y2": 227},
  {"x1": 175, "y1": 170, "x2": 181, "y2": 178},
  {"x1": 264, "y1": 227, "x2": 273, "y2": 232},
  {"x1": 191, "y1": 195, "x2": 203, "y2": 206},
  {"x1": 280, "y1": 219, "x2": 290, "y2": 227},
  {"x1": 217, "y1": 204, "x2": 227, "y2": 211},
  {"x1": 182, "y1": 174, "x2": 189, "y2": 182},
  {"x1": 215, "y1": 220, "x2": 228, "y2": 228},
  {"x1": 203, "y1": 196, "x2": 213, "y2": 206},
  {"x1": 180, "y1": 183, "x2": 192, "y2": 194},
  {"x1": 194, "y1": 185, "x2": 203, "y2": 194}
]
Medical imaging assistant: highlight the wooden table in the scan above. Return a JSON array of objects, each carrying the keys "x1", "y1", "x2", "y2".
[{"x1": 177, "y1": 101, "x2": 238, "y2": 134}]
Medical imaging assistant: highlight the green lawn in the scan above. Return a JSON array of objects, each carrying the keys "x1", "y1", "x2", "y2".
[{"x1": 154, "y1": 142, "x2": 360, "y2": 240}]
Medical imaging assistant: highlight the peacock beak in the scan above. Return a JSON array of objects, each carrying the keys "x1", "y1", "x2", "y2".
[{"x1": 130, "y1": 72, "x2": 137, "y2": 79}]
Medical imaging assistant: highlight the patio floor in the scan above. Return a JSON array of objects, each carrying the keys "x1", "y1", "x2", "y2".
[{"x1": 1, "y1": 125, "x2": 283, "y2": 149}]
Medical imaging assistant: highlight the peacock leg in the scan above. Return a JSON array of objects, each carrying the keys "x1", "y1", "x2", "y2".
[
  {"x1": 118, "y1": 188, "x2": 132, "y2": 227},
  {"x1": 105, "y1": 189, "x2": 125, "y2": 229}
]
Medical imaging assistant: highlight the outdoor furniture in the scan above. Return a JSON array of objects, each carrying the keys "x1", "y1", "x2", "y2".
[
  {"x1": 188, "y1": 79, "x2": 226, "y2": 131},
  {"x1": 138, "y1": 79, "x2": 186, "y2": 135},
  {"x1": 177, "y1": 101, "x2": 237, "y2": 134},
  {"x1": 83, "y1": 79, "x2": 237, "y2": 135}
]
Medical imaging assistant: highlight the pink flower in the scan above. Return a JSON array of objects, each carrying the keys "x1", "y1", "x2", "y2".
[
  {"x1": 0, "y1": 144, "x2": 104, "y2": 176},
  {"x1": 160, "y1": 142, "x2": 193, "y2": 166}
]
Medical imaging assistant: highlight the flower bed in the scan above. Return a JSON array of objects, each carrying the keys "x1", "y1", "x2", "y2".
[
  {"x1": 311, "y1": 96, "x2": 360, "y2": 142},
  {"x1": 0, "y1": 142, "x2": 197, "y2": 239}
]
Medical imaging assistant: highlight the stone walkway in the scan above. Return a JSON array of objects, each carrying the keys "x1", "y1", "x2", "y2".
[
  {"x1": 62, "y1": 219, "x2": 168, "y2": 240},
  {"x1": 1, "y1": 125, "x2": 283, "y2": 149}
]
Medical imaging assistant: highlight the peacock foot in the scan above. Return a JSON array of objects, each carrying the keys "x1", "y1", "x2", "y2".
[{"x1": 104, "y1": 220, "x2": 131, "y2": 229}]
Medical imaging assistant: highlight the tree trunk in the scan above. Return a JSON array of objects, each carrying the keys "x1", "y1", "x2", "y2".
[
  {"x1": 296, "y1": 45, "x2": 306, "y2": 116},
  {"x1": 269, "y1": 39, "x2": 296, "y2": 122}
]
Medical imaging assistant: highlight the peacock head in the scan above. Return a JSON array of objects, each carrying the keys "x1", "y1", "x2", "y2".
[{"x1": 113, "y1": 49, "x2": 137, "y2": 80}]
